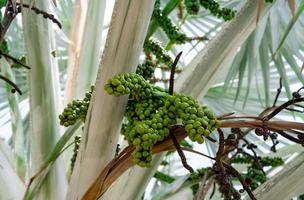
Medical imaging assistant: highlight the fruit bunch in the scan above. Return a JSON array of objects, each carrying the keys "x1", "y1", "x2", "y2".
[
  {"x1": 58, "y1": 74, "x2": 161, "y2": 128},
  {"x1": 154, "y1": 171, "x2": 175, "y2": 183},
  {"x1": 59, "y1": 86, "x2": 93, "y2": 127},
  {"x1": 136, "y1": 60, "x2": 156, "y2": 80},
  {"x1": 103, "y1": 73, "x2": 160, "y2": 99},
  {"x1": 143, "y1": 38, "x2": 173, "y2": 66},
  {"x1": 187, "y1": 167, "x2": 211, "y2": 194},
  {"x1": 121, "y1": 102, "x2": 175, "y2": 167},
  {"x1": 231, "y1": 155, "x2": 284, "y2": 190},
  {"x1": 184, "y1": 0, "x2": 200, "y2": 15},
  {"x1": 199, "y1": 0, "x2": 236, "y2": 21},
  {"x1": 259, "y1": 156, "x2": 284, "y2": 167},
  {"x1": 70, "y1": 135, "x2": 81, "y2": 173},
  {"x1": 166, "y1": 93, "x2": 219, "y2": 144},
  {"x1": 125, "y1": 98, "x2": 165, "y2": 121},
  {"x1": 59, "y1": 72, "x2": 219, "y2": 168},
  {"x1": 104, "y1": 72, "x2": 220, "y2": 167},
  {"x1": 153, "y1": 0, "x2": 187, "y2": 44}
]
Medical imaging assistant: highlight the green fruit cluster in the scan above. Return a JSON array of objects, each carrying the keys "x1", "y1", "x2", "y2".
[
  {"x1": 231, "y1": 155, "x2": 284, "y2": 190},
  {"x1": 231, "y1": 155, "x2": 284, "y2": 167},
  {"x1": 187, "y1": 167, "x2": 210, "y2": 195},
  {"x1": 0, "y1": 39, "x2": 9, "y2": 54},
  {"x1": 230, "y1": 155, "x2": 252, "y2": 164},
  {"x1": 103, "y1": 73, "x2": 157, "y2": 99},
  {"x1": 152, "y1": 0, "x2": 187, "y2": 44},
  {"x1": 70, "y1": 135, "x2": 81, "y2": 173},
  {"x1": 259, "y1": 157, "x2": 284, "y2": 167},
  {"x1": 184, "y1": 0, "x2": 200, "y2": 15},
  {"x1": 199, "y1": 0, "x2": 236, "y2": 21},
  {"x1": 153, "y1": 171, "x2": 175, "y2": 183},
  {"x1": 104, "y1": 72, "x2": 219, "y2": 167},
  {"x1": 167, "y1": 93, "x2": 219, "y2": 144},
  {"x1": 59, "y1": 86, "x2": 93, "y2": 127},
  {"x1": 125, "y1": 98, "x2": 165, "y2": 121},
  {"x1": 144, "y1": 39, "x2": 173, "y2": 66},
  {"x1": 247, "y1": 167, "x2": 267, "y2": 184},
  {"x1": 122, "y1": 110, "x2": 176, "y2": 167},
  {"x1": 136, "y1": 60, "x2": 156, "y2": 80}
]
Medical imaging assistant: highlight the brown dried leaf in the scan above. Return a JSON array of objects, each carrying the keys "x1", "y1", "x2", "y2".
[{"x1": 288, "y1": 0, "x2": 295, "y2": 16}]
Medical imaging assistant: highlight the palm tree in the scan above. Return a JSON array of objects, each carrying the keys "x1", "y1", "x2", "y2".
[{"x1": 0, "y1": 0, "x2": 303, "y2": 199}]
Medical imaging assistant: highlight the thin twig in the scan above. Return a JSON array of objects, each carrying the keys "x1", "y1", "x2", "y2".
[
  {"x1": 16, "y1": 3, "x2": 62, "y2": 29},
  {"x1": 206, "y1": 136, "x2": 217, "y2": 143},
  {"x1": 1, "y1": 51, "x2": 30, "y2": 69},
  {"x1": 294, "y1": 103, "x2": 304, "y2": 108},
  {"x1": 296, "y1": 86, "x2": 304, "y2": 93},
  {"x1": 170, "y1": 130, "x2": 194, "y2": 173},
  {"x1": 168, "y1": 52, "x2": 193, "y2": 173},
  {"x1": 219, "y1": 115, "x2": 262, "y2": 121},
  {"x1": 285, "y1": 107, "x2": 303, "y2": 113},
  {"x1": 217, "y1": 129, "x2": 225, "y2": 156},
  {"x1": 0, "y1": 74, "x2": 22, "y2": 94},
  {"x1": 266, "y1": 97, "x2": 304, "y2": 120},
  {"x1": 273, "y1": 129, "x2": 304, "y2": 144},
  {"x1": 181, "y1": 147, "x2": 216, "y2": 160},
  {"x1": 209, "y1": 181, "x2": 216, "y2": 199},
  {"x1": 216, "y1": 112, "x2": 235, "y2": 119},
  {"x1": 223, "y1": 162, "x2": 257, "y2": 200},
  {"x1": 273, "y1": 78, "x2": 282, "y2": 107},
  {"x1": 169, "y1": 51, "x2": 182, "y2": 95}
]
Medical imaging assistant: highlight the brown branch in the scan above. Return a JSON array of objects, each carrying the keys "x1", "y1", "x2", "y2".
[
  {"x1": 206, "y1": 136, "x2": 217, "y2": 143},
  {"x1": 217, "y1": 129, "x2": 225, "y2": 156},
  {"x1": 223, "y1": 162, "x2": 256, "y2": 200},
  {"x1": 218, "y1": 115, "x2": 262, "y2": 121},
  {"x1": 273, "y1": 129, "x2": 304, "y2": 144},
  {"x1": 266, "y1": 97, "x2": 304, "y2": 120},
  {"x1": 181, "y1": 147, "x2": 215, "y2": 160},
  {"x1": 285, "y1": 107, "x2": 303, "y2": 113},
  {"x1": 217, "y1": 112, "x2": 235, "y2": 119},
  {"x1": 220, "y1": 120, "x2": 304, "y2": 131},
  {"x1": 273, "y1": 78, "x2": 282, "y2": 107},
  {"x1": 168, "y1": 52, "x2": 194, "y2": 173},
  {"x1": 81, "y1": 119, "x2": 304, "y2": 199},
  {"x1": 170, "y1": 131, "x2": 194, "y2": 173},
  {"x1": 169, "y1": 51, "x2": 182, "y2": 95}
]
